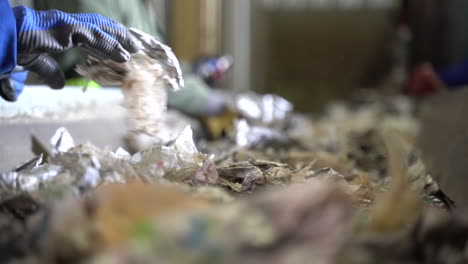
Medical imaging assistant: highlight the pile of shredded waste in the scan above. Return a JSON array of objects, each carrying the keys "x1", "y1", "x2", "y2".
[{"x1": 1, "y1": 91, "x2": 466, "y2": 264}]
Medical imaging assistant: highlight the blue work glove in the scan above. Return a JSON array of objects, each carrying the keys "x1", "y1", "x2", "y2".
[
  {"x1": 12, "y1": 5, "x2": 142, "y2": 89},
  {"x1": 0, "y1": 70, "x2": 28, "y2": 102}
]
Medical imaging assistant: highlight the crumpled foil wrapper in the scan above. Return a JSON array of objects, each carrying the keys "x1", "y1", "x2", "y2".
[
  {"x1": 129, "y1": 28, "x2": 184, "y2": 91},
  {"x1": 234, "y1": 93, "x2": 293, "y2": 130},
  {"x1": 234, "y1": 119, "x2": 289, "y2": 148},
  {"x1": 226, "y1": 93, "x2": 294, "y2": 149},
  {"x1": 0, "y1": 162, "x2": 63, "y2": 199},
  {"x1": 0, "y1": 125, "x2": 205, "y2": 196},
  {"x1": 0, "y1": 127, "x2": 78, "y2": 198}
]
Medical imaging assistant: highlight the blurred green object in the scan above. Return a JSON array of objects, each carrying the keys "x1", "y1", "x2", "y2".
[
  {"x1": 131, "y1": 220, "x2": 156, "y2": 242},
  {"x1": 168, "y1": 75, "x2": 226, "y2": 117},
  {"x1": 65, "y1": 78, "x2": 101, "y2": 89}
]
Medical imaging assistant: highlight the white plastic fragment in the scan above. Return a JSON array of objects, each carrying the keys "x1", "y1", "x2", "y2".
[
  {"x1": 113, "y1": 147, "x2": 131, "y2": 159},
  {"x1": 50, "y1": 127, "x2": 75, "y2": 155}
]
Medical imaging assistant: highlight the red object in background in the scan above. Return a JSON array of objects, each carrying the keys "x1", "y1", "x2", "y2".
[
  {"x1": 194, "y1": 55, "x2": 233, "y2": 87},
  {"x1": 408, "y1": 62, "x2": 447, "y2": 96}
]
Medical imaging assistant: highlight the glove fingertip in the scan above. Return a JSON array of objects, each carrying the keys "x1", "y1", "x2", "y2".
[
  {"x1": 35, "y1": 64, "x2": 65, "y2": 89},
  {"x1": 0, "y1": 79, "x2": 22, "y2": 102},
  {"x1": 47, "y1": 71, "x2": 66, "y2": 89},
  {"x1": 111, "y1": 47, "x2": 131, "y2": 63},
  {"x1": 22, "y1": 54, "x2": 66, "y2": 89},
  {"x1": 124, "y1": 34, "x2": 143, "y2": 53}
]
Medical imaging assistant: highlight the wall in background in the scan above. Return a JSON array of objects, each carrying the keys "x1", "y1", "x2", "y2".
[{"x1": 250, "y1": 1, "x2": 397, "y2": 112}]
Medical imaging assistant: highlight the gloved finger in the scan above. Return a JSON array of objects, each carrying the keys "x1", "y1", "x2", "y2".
[
  {"x1": 97, "y1": 24, "x2": 142, "y2": 54},
  {"x1": 120, "y1": 32, "x2": 143, "y2": 53},
  {"x1": 21, "y1": 54, "x2": 65, "y2": 89},
  {"x1": 70, "y1": 23, "x2": 132, "y2": 63},
  {"x1": 0, "y1": 71, "x2": 28, "y2": 102},
  {"x1": 69, "y1": 13, "x2": 142, "y2": 53},
  {"x1": 80, "y1": 40, "x2": 130, "y2": 64}
]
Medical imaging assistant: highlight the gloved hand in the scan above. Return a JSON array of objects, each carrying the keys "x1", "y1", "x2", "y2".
[
  {"x1": 0, "y1": 70, "x2": 28, "y2": 102},
  {"x1": 12, "y1": 5, "x2": 142, "y2": 89}
]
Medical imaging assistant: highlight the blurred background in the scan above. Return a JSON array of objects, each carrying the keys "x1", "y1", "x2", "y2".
[{"x1": 7, "y1": 0, "x2": 468, "y2": 111}]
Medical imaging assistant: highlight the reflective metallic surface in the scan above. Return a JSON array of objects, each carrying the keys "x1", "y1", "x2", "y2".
[{"x1": 130, "y1": 27, "x2": 184, "y2": 91}]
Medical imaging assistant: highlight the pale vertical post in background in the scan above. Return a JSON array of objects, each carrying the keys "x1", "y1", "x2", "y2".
[
  {"x1": 200, "y1": 0, "x2": 223, "y2": 56},
  {"x1": 147, "y1": 0, "x2": 169, "y2": 39},
  {"x1": 224, "y1": 0, "x2": 252, "y2": 92}
]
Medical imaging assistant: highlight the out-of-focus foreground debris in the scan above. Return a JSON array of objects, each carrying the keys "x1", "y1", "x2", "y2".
[
  {"x1": 1, "y1": 87, "x2": 466, "y2": 264},
  {"x1": 0, "y1": 90, "x2": 463, "y2": 264}
]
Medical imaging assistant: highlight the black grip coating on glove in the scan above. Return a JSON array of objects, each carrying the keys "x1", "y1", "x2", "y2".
[
  {"x1": 0, "y1": 79, "x2": 17, "y2": 102},
  {"x1": 17, "y1": 24, "x2": 133, "y2": 63},
  {"x1": 20, "y1": 54, "x2": 65, "y2": 89}
]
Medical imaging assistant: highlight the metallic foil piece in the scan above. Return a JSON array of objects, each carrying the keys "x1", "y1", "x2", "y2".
[
  {"x1": 49, "y1": 144, "x2": 137, "y2": 190},
  {"x1": 13, "y1": 154, "x2": 43, "y2": 172},
  {"x1": 0, "y1": 126, "x2": 204, "y2": 198},
  {"x1": 234, "y1": 93, "x2": 293, "y2": 129},
  {"x1": 234, "y1": 119, "x2": 289, "y2": 148},
  {"x1": 1, "y1": 154, "x2": 61, "y2": 198},
  {"x1": 129, "y1": 27, "x2": 184, "y2": 91},
  {"x1": 0, "y1": 164, "x2": 62, "y2": 197},
  {"x1": 1, "y1": 129, "x2": 136, "y2": 198}
]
